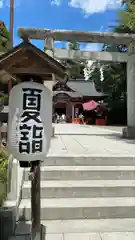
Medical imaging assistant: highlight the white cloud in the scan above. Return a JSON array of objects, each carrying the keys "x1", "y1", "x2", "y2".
[
  {"x1": 0, "y1": 0, "x2": 3, "y2": 7},
  {"x1": 51, "y1": 0, "x2": 61, "y2": 6},
  {"x1": 50, "y1": 0, "x2": 121, "y2": 15},
  {"x1": 69, "y1": 0, "x2": 121, "y2": 14}
]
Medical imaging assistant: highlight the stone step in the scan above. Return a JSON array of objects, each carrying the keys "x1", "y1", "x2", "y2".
[
  {"x1": 42, "y1": 156, "x2": 135, "y2": 166},
  {"x1": 22, "y1": 180, "x2": 135, "y2": 199},
  {"x1": 24, "y1": 166, "x2": 135, "y2": 180},
  {"x1": 19, "y1": 197, "x2": 135, "y2": 220},
  {"x1": 15, "y1": 218, "x2": 135, "y2": 234}
]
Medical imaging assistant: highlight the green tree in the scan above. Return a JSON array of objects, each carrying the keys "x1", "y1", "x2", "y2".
[
  {"x1": 61, "y1": 41, "x2": 85, "y2": 79},
  {"x1": 119, "y1": 0, "x2": 135, "y2": 31},
  {"x1": 68, "y1": 41, "x2": 80, "y2": 50},
  {"x1": 87, "y1": 60, "x2": 127, "y2": 124},
  {"x1": 0, "y1": 21, "x2": 10, "y2": 51}
]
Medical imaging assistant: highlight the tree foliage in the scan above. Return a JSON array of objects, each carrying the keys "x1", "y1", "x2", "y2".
[
  {"x1": 60, "y1": 41, "x2": 85, "y2": 79},
  {"x1": 120, "y1": 3, "x2": 135, "y2": 30},
  {"x1": 68, "y1": 41, "x2": 80, "y2": 50},
  {"x1": 0, "y1": 21, "x2": 10, "y2": 51},
  {"x1": 86, "y1": 10, "x2": 132, "y2": 124}
]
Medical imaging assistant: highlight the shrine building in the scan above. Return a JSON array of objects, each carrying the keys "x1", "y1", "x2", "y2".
[{"x1": 53, "y1": 79, "x2": 106, "y2": 121}]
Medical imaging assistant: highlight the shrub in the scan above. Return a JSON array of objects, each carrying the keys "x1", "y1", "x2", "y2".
[{"x1": 0, "y1": 149, "x2": 8, "y2": 207}]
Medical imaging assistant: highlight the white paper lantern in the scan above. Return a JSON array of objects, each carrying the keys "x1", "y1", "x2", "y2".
[{"x1": 8, "y1": 82, "x2": 52, "y2": 162}]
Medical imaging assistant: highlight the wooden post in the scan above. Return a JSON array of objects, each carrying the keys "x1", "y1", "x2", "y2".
[
  {"x1": 29, "y1": 161, "x2": 41, "y2": 240},
  {"x1": 8, "y1": 0, "x2": 14, "y2": 94},
  {"x1": 9, "y1": 0, "x2": 14, "y2": 49}
]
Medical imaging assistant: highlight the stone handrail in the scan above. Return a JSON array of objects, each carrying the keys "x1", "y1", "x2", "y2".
[
  {"x1": 6, "y1": 155, "x2": 24, "y2": 206},
  {"x1": 0, "y1": 155, "x2": 25, "y2": 239}
]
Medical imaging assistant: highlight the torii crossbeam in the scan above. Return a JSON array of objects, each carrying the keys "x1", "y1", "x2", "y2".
[
  {"x1": 18, "y1": 27, "x2": 135, "y2": 45},
  {"x1": 18, "y1": 27, "x2": 135, "y2": 139}
]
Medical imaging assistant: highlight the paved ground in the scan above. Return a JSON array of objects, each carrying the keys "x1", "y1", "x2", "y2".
[
  {"x1": 13, "y1": 220, "x2": 135, "y2": 239},
  {"x1": 97, "y1": 125, "x2": 124, "y2": 132},
  {"x1": 48, "y1": 124, "x2": 135, "y2": 156},
  {"x1": 45, "y1": 232, "x2": 135, "y2": 240},
  {"x1": 44, "y1": 232, "x2": 135, "y2": 240},
  {"x1": 11, "y1": 124, "x2": 135, "y2": 240}
]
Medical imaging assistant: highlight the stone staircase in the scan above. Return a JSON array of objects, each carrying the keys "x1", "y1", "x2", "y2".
[{"x1": 19, "y1": 156, "x2": 135, "y2": 221}]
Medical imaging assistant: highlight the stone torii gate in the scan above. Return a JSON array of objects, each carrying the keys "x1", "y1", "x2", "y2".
[{"x1": 18, "y1": 28, "x2": 135, "y2": 138}]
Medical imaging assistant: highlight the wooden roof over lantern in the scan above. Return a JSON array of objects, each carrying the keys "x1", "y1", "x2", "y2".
[{"x1": 0, "y1": 39, "x2": 67, "y2": 83}]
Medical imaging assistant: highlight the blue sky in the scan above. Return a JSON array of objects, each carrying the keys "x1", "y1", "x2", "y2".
[{"x1": 0, "y1": 0, "x2": 122, "y2": 51}]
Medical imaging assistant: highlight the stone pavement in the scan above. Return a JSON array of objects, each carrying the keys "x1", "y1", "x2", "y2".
[
  {"x1": 11, "y1": 220, "x2": 135, "y2": 239},
  {"x1": 10, "y1": 124, "x2": 135, "y2": 240},
  {"x1": 99, "y1": 125, "x2": 124, "y2": 132},
  {"x1": 45, "y1": 232, "x2": 135, "y2": 240},
  {"x1": 48, "y1": 124, "x2": 135, "y2": 156},
  {"x1": 9, "y1": 232, "x2": 135, "y2": 240}
]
